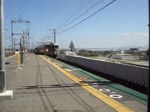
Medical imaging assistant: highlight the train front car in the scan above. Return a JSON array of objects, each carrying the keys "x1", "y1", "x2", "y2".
[
  {"x1": 53, "y1": 43, "x2": 59, "y2": 57},
  {"x1": 34, "y1": 42, "x2": 59, "y2": 58},
  {"x1": 48, "y1": 42, "x2": 59, "y2": 57},
  {"x1": 45, "y1": 43, "x2": 51, "y2": 56}
]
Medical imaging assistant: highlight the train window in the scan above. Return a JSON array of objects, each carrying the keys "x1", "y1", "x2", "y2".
[{"x1": 55, "y1": 46, "x2": 59, "y2": 48}]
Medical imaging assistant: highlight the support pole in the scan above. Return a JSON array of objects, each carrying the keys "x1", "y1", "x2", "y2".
[
  {"x1": 11, "y1": 19, "x2": 30, "y2": 51},
  {"x1": 11, "y1": 20, "x2": 13, "y2": 51},
  {"x1": 54, "y1": 29, "x2": 56, "y2": 43},
  {"x1": 22, "y1": 35, "x2": 25, "y2": 59},
  {"x1": 14, "y1": 39, "x2": 15, "y2": 51},
  {"x1": 0, "y1": 0, "x2": 6, "y2": 93},
  {"x1": 148, "y1": 0, "x2": 150, "y2": 112},
  {"x1": 0, "y1": 0, "x2": 13, "y2": 100},
  {"x1": 48, "y1": 29, "x2": 56, "y2": 43},
  {"x1": 20, "y1": 38, "x2": 23, "y2": 64}
]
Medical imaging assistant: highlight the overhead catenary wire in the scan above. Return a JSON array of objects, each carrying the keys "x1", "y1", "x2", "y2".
[
  {"x1": 57, "y1": 0, "x2": 105, "y2": 32},
  {"x1": 47, "y1": 32, "x2": 53, "y2": 40},
  {"x1": 56, "y1": 0, "x2": 92, "y2": 30},
  {"x1": 57, "y1": 0, "x2": 116, "y2": 34},
  {"x1": 5, "y1": 37, "x2": 12, "y2": 40}
]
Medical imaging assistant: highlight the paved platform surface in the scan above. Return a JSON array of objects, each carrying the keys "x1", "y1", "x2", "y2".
[{"x1": 0, "y1": 53, "x2": 147, "y2": 112}]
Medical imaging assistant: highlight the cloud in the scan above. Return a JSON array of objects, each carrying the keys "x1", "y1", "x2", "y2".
[
  {"x1": 120, "y1": 32, "x2": 148, "y2": 37},
  {"x1": 119, "y1": 33, "x2": 129, "y2": 36},
  {"x1": 134, "y1": 32, "x2": 148, "y2": 36}
]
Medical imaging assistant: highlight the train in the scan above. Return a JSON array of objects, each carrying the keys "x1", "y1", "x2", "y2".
[{"x1": 34, "y1": 42, "x2": 59, "y2": 57}]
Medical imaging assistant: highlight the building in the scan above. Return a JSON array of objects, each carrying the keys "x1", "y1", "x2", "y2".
[{"x1": 112, "y1": 54, "x2": 139, "y2": 60}]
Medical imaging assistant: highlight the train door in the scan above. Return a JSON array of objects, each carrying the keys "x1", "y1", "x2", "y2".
[
  {"x1": 54, "y1": 45, "x2": 59, "y2": 57},
  {"x1": 49, "y1": 45, "x2": 54, "y2": 57}
]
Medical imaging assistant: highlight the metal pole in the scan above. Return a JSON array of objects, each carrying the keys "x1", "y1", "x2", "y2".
[
  {"x1": 0, "y1": 0, "x2": 6, "y2": 92},
  {"x1": 22, "y1": 36, "x2": 25, "y2": 59},
  {"x1": 148, "y1": 0, "x2": 150, "y2": 112},
  {"x1": 11, "y1": 19, "x2": 30, "y2": 52},
  {"x1": 54, "y1": 29, "x2": 56, "y2": 43},
  {"x1": 20, "y1": 38, "x2": 23, "y2": 64},
  {"x1": 11, "y1": 20, "x2": 13, "y2": 51},
  {"x1": 14, "y1": 39, "x2": 15, "y2": 51},
  {"x1": 28, "y1": 21, "x2": 31, "y2": 50},
  {"x1": 32, "y1": 37, "x2": 33, "y2": 52},
  {"x1": 28, "y1": 21, "x2": 30, "y2": 36},
  {"x1": 48, "y1": 29, "x2": 56, "y2": 43}
]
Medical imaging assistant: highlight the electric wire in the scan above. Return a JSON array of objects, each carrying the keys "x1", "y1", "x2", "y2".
[
  {"x1": 57, "y1": 0, "x2": 116, "y2": 34},
  {"x1": 56, "y1": 0, "x2": 89, "y2": 29},
  {"x1": 5, "y1": 37, "x2": 11, "y2": 40},
  {"x1": 56, "y1": 0, "x2": 92, "y2": 30},
  {"x1": 57, "y1": 0, "x2": 104, "y2": 32},
  {"x1": 44, "y1": 30, "x2": 54, "y2": 42}
]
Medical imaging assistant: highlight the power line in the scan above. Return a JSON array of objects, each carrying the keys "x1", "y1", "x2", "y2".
[
  {"x1": 57, "y1": 0, "x2": 104, "y2": 32},
  {"x1": 56, "y1": 0, "x2": 92, "y2": 30},
  {"x1": 5, "y1": 37, "x2": 11, "y2": 40},
  {"x1": 58, "y1": 0, "x2": 116, "y2": 34},
  {"x1": 46, "y1": 31, "x2": 54, "y2": 40}
]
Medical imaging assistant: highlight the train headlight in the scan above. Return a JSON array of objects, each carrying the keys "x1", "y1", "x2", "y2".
[{"x1": 46, "y1": 49, "x2": 48, "y2": 52}]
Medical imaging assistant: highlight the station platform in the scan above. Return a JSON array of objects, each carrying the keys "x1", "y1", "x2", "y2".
[{"x1": 0, "y1": 53, "x2": 147, "y2": 112}]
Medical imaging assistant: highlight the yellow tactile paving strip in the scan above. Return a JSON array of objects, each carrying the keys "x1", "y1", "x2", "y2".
[{"x1": 40, "y1": 55, "x2": 135, "y2": 112}]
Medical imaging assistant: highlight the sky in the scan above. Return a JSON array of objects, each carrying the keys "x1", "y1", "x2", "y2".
[{"x1": 4, "y1": 0, "x2": 149, "y2": 49}]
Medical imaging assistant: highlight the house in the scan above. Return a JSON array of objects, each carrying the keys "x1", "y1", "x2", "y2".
[{"x1": 112, "y1": 54, "x2": 139, "y2": 60}]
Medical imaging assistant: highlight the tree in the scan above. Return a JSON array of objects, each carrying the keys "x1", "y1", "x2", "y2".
[
  {"x1": 103, "y1": 50, "x2": 112, "y2": 56},
  {"x1": 59, "y1": 49, "x2": 66, "y2": 54},
  {"x1": 69, "y1": 41, "x2": 75, "y2": 52},
  {"x1": 147, "y1": 48, "x2": 150, "y2": 56}
]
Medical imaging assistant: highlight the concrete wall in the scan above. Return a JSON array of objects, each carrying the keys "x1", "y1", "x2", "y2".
[
  {"x1": 5, "y1": 51, "x2": 15, "y2": 57},
  {"x1": 57, "y1": 54, "x2": 149, "y2": 88}
]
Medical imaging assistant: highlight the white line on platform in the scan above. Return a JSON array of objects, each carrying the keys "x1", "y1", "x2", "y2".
[{"x1": 64, "y1": 69, "x2": 72, "y2": 72}]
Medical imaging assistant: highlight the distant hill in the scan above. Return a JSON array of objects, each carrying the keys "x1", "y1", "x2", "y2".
[{"x1": 117, "y1": 45, "x2": 148, "y2": 50}]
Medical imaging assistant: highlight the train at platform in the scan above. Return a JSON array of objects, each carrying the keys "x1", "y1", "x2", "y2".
[{"x1": 34, "y1": 42, "x2": 59, "y2": 57}]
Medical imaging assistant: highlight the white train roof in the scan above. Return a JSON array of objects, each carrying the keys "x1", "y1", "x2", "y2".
[{"x1": 35, "y1": 42, "x2": 59, "y2": 48}]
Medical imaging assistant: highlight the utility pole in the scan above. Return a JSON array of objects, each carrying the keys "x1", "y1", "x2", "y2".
[
  {"x1": 4, "y1": 29, "x2": 8, "y2": 50},
  {"x1": 0, "y1": 0, "x2": 5, "y2": 93},
  {"x1": 20, "y1": 38, "x2": 23, "y2": 64},
  {"x1": 54, "y1": 29, "x2": 56, "y2": 43},
  {"x1": 48, "y1": 29, "x2": 56, "y2": 43},
  {"x1": 148, "y1": 0, "x2": 150, "y2": 112},
  {"x1": 11, "y1": 20, "x2": 13, "y2": 51},
  {"x1": 22, "y1": 35, "x2": 25, "y2": 59},
  {"x1": 0, "y1": 0, "x2": 13, "y2": 99},
  {"x1": 32, "y1": 37, "x2": 33, "y2": 52},
  {"x1": 14, "y1": 39, "x2": 15, "y2": 51}
]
